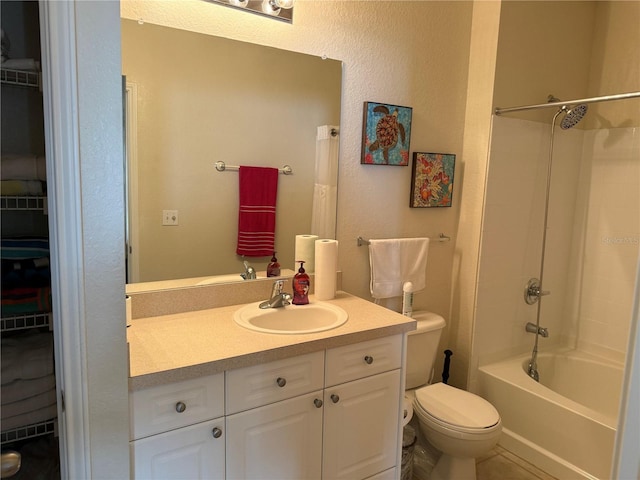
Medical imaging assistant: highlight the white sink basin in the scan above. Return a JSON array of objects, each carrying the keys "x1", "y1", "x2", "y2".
[{"x1": 233, "y1": 301, "x2": 348, "y2": 334}]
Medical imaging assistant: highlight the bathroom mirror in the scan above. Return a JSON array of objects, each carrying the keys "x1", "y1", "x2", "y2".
[{"x1": 121, "y1": 19, "x2": 342, "y2": 288}]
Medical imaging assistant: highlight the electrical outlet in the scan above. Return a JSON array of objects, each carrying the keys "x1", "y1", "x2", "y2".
[{"x1": 162, "y1": 210, "x2": 179, "y2": 226}]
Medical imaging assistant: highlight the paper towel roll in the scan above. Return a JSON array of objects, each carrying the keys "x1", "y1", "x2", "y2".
[
  {"x1": 294, "y1": 234, "x2": 318, "y2": 272},
  {"x1": 314, "y1": 239, "x2": 338, "y2": 300}
]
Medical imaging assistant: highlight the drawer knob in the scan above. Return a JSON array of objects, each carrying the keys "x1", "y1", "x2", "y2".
[
  {"x1": 212, "y1": 427, "x2": 223, "y2": 438},
  {"x1": 314, "y1": 398, "x2": 323, "y2": 408},
  {"x1": 175, "y1": 401, "x2": 187, "y2": 413},
  {"x1": 330, "y1": 394, "x2": 340, "y2": 404},
  {"x1": 364, "y1": 355, "x2": 374, "y2": 365},
  {"x1": 276, "y1": 377, "x2": 287, "y2": 388}
]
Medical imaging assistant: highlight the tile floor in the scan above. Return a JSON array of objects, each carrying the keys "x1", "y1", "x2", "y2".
[{"x1": 476, "y1": 446, "x2": 558, "y2": 480}]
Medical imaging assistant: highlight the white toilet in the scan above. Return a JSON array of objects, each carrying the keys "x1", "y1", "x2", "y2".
[{"x1": 406, "y1": 312, "x2": 502, "y2": 480}]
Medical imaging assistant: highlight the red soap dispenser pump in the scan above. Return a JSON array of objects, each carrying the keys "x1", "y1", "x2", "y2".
[
  {"x1": 267, "y1": 252, "x2": 281, "y2": 277},
  {"x1": 292, "y1": 261, "x2": 310, "y2": 305}
]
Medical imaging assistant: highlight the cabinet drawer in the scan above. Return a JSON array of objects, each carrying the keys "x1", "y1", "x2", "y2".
[
  {"x1": 226, "y1": 350, "x2": 324, "y2": 414},
  {"x1": 130, "y1": 372, "x2": 224, "y2": 440},
  {"x1": 325, "y1": 334, "x2": 402, "y2": 387}
]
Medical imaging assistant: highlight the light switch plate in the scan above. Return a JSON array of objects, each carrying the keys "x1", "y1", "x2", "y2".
[{"x1": 162, "y1": 210, "x2": 179, "y2": 226}]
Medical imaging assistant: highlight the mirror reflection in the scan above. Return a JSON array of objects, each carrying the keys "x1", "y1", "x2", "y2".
[{"x1": 121, "y1": 19, "x2": 342, "y2": 287}]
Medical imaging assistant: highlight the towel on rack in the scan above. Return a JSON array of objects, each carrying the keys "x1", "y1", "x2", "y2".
[
  {"x1": 368, "y1": 237, "x2": 430, "y2": 299},
  {"x1": 1, "y1": 58, "x2": 40, "y2": 71},
  {"x1": 1, "y1": 155, "x2": 47, "y2": 180},
  {"x1": 1, "y1": 387, "x2": 57, "y2": 419},
  {"x1": 1, "y1": 237, "x2": 49, "y2": 260},
  {"x1": 1, "y1": 286, "x2": 52, "y2": 316},
  {"x1": 1, "y1": 180, "x2": 46, "y2": 196},
  {"x1": 1, "y1": 404, "x2": 58, "y2": 432},
  {"x1": 1, "y1": 374, "x2": 56, "y2": 404},
  {"x1": 1, "y1": 331, "x2": 54, "y2": 384},
  {"x1": 236, "y1": 166, "x2": 279, "y2": 257}
]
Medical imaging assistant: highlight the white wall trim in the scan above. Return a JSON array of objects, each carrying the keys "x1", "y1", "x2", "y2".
[{"x1": 38, "y1": 1, "x2": 91, "y2": 477}]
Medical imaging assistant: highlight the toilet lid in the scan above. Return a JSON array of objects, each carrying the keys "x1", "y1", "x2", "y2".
[{"x1": 415, "y1": 383, "x2": 500, "y2": 429}]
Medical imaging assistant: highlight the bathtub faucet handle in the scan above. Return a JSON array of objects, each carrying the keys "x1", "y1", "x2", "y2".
[
  {"x1": 524, "y1": 278, "x2": 550, "y2": 305},
  {"x1": 526, "y1": 322, "x2": 549, "y2": 338}
]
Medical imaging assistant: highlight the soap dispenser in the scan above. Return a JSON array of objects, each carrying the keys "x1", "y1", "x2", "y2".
[
  {"x1": 292, "y1": 261, "x2": 310, "y2": 305},
  {"x1": 267, "y1": 252, "x2": 281, "y2": 277}
]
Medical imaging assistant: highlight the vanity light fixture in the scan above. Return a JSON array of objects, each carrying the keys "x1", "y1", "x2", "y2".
[{"x1": 204, "y1": 0, "x2": 294, "y2": 23}]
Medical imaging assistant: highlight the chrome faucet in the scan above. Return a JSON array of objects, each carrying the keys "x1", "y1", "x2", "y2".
[
  {"x1": 259, "y1": 280, "x2": 292, "y2": 309},
  {"x1": 241, "y1": 260, "x2": 257, "y2": 280},
  {"x1": 526, "y1": 322, "x2": 549, "y2": 337}
]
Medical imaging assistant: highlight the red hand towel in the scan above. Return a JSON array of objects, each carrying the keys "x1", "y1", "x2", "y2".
[{"x1": 237, "y1": 166, "x2": 279, "y2": 257}]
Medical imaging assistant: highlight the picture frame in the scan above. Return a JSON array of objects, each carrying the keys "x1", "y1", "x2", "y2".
[
  {"x1": 361, "y1": 101, "x2": 412, "y2": 165},
  {"x1": 410, "y1": 152, "x2": 456, "y2": 208}
]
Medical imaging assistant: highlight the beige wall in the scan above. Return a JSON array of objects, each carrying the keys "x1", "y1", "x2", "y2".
[
  {"x1": 122, "y1": 0, "x2": 475, "y2": 383},
  {"x1": 587, "y1": 1, "x2": 640, "y2": 128},
  {"x1": 121, "y1": 19, "x2": 341, "y2": 281},
  {"x1": 493, "y1": 1, "x2": 640, "y2": 128}
]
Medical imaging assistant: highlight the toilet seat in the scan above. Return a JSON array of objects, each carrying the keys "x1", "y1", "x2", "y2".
[{"x1": 413, "y1": 383, "x2": 500, "y2": 435}]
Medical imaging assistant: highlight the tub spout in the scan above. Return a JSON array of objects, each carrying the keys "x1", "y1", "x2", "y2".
[{"x1": 526, "y1": 322, "x2": 549, "y2": 337}]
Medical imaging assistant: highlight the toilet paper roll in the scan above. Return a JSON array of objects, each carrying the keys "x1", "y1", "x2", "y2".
[
  {"x1": 314, "y1": 239, "x2": 338, "y2": 300},
  {"x1": 126, "y1": 295, "x2": 132, "y2": 327},
  {"x1": 294, "y1": 234, "x2": 318, "y2": 272}
]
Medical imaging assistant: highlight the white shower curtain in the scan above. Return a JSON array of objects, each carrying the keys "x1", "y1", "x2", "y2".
[{"x1": 311, "y1": 125, "x2": 339, "y2": 239}]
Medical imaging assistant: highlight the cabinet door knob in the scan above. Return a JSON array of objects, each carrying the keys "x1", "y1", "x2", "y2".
[
  {"x1": 276, "y1": 377, "x2": 287, "y2": 388},
  {"x1": 212, "y1": 427, "x2": 223, "y2": 438},
  {"x1": 175, "y1": 401, "x2": 187, "y2": 413},
  {"x1": 314, "y1": 398, "x2": 323, "y2": 408},
  {"x1": 364, "y1": 355, "x2": 374, "y2": 364},
  {"x1": 330, "y1": 394, "x2": 340, "y2": 403}
]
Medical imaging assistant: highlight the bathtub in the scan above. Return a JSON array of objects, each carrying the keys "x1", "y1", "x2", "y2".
[{"x1": 478, "y1": 349, "x2": 624, "y2": 480}]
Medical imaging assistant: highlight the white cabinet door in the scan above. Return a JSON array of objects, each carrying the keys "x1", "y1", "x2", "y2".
[
  {"x1": 226, "y1": 390, "x2": 324, "y2": 480},
  {"x1": 131, "y1": 418, "x2": 225, "y2": 480},
  {"x1": 322, "y1": 370, "x2": 401, "y2": 480}
]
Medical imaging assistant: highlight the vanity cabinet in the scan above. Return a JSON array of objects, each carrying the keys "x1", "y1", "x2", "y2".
[
  {"x1": 130, "y1": 372, "x2": 225, "y2": 479},
  {"x1": 130, "y1": 334, "x2": 403, "y2": 480}
]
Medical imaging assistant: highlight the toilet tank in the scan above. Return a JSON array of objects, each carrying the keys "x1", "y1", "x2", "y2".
[{"x1": 405, "y1": 311, "x2": 446, "y2": 390}]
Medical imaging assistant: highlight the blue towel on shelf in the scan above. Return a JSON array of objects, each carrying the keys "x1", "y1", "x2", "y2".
[{"x1": 1, "y1": 237, "x2": 49, "y2": 260}]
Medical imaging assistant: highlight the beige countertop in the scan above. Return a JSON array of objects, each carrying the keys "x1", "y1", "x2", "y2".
[{"x1": 128, "y1": 291, "x2": 415, "y2": 391}]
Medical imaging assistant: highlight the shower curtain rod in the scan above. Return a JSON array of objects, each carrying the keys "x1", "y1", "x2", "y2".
[{"x1": 494, "y1": 91, "x2": 640, "y2": 115}]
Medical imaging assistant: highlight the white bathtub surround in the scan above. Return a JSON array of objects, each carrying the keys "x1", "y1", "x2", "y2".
[
  {"x1": 475, "y1": 119, "x2": 639, "y2": 368},
  {"x1": 472, "y1": 117, "x2": 639, "y2": 479},
  {"x1": 478, "y1": 349, "x2": 623, "y2": 480}
]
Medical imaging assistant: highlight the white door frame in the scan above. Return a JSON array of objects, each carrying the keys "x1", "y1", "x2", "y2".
[{"x1": 39, "y1": 0, "x2": 129, "y2": 477}]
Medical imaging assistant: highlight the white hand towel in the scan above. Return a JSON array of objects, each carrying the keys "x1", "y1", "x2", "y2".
[{"x1": 369, "y1": 238, "x2": 429, "y2": 299}]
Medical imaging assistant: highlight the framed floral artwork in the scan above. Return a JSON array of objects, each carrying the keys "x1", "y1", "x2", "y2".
[
  {"x1": 410, "y1": 152, "x2": 456, "y2": 208},
  {"x1": 361, "y1": 102, "x2": 412, "y2": 165}
]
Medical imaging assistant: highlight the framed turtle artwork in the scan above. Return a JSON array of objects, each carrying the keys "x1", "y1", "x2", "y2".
[
  {"x1": 410, "y1": 152, "x2": 456, "y2": 208},
  {"x1": 361, "y1": 101, "x2": 412, "y2": 165}
]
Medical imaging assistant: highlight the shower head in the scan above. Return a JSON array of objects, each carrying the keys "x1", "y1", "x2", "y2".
[
  {"x1": 547, "y1": 95, "x2": 589, "y2": 129},
  {"x1": 560, "y1": 103, "x2": 588, "y2": 129}
]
